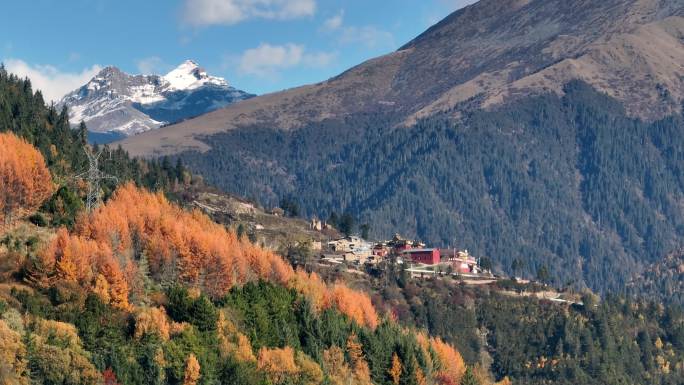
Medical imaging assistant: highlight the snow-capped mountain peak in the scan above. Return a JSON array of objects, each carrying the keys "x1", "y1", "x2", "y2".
[
  {"x1": 163, "y1": 60, "x2": 228, "y2": 91},
  {"x1": 58, "y1": 60, "x2": 253, "y2": 138}
]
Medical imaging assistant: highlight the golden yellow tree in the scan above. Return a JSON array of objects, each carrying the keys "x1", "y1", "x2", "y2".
[
  {"x1": 414, "y1": 364, "x2": 427, "y2": 385},
  {"x1": 183, "y1": 354, "x2": 201, "y2": 385},
  {"x1": 346, "y1": 333, "x2": 372, "y2": 385},
  {"x1": 216, "y1": 311, "x2": 255, "y2": 362},
  {"x1": 0, "y1": 132, "x2": 53, "y2": 223},
  {"x1": 389, "y1": 353, "x2": 402, "y2": 385},
  {"x1": 0, "y1": 319, "x2": 28, "y2": 385},
  {"x1": 30, "y1": 318, "x2": 103, "y2": 385},
  {"x1": 134, "y1": 307, "x2": 170, "y2": 341},
  {"x1": 430, "y1": 337, "x2": 466, "y2": 385},
  {"x1": 257, "y1": 347, "x2": 299, "y2": 385},
  {"x1": 92, "y1": 274, "x2": 111, "y2": 303},
  {"x1": 322, "y1": 346, "x2": 352, "y2": 385},
  {"x1": 295, "y1": 351, "x2": 323, "y2": 385}
]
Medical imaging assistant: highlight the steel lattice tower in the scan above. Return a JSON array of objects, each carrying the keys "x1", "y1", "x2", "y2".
[{"x1": 76, "y1": 146, "x2": 117, "y2": 212}]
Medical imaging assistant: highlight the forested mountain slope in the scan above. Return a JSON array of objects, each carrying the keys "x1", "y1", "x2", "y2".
[
  {"x1": 115, "y1": 0, "x2": 684, "y2": 295},
  {"x1": 0, "y1": 67, "x2": 474, "y2": 385},
  {"x1": 3, "y1": 59, "x2": 684, "y2": 385},
  {"x1": 0, "y1": 64, "x2": 188, "y2": 222},
  {"x1": 176, "y1": 82, "x2": 684, "y2": 294}
]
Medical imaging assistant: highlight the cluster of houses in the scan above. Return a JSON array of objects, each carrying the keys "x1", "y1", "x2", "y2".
[{"x1": 323, "y1": 233, "x2": 481, "y2": 274}]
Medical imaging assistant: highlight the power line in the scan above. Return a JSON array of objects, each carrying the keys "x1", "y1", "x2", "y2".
[{"x1": 75, "y1": 146, "x2": 118, "y2": 212}]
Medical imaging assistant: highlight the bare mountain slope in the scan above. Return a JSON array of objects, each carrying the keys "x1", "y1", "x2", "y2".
[{"x1": 120, "y1": 0, "x2": 684, "y2": 157}]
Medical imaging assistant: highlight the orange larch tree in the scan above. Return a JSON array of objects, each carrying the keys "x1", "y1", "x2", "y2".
[
  {"x1": 346, "y1": 333, "x2": 372, "y2": 385},
  {"x1": 430, "y1": 336, "x2": 466, "y2": 385},
  {"x1": 183, "y1": 354, "x2": 200, "y2": 385},
  {"x1": 0, "y1": 132, "x2": 53, "y2": 223},
  {"x1": 257, "y1": 346, "x2": 299, "y2": 385},
  {"x1": 37, "y1": 183, "x2": 381, "y2": 328},
  {"x1": 389, "y1": 353, "x2": 403, "y2": 385}
]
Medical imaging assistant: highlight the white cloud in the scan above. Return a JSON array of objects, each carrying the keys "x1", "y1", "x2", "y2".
[
  {"x1": 303, "y1": 51, "x2": 336, "y2": 67},
  {"x1": 237, "y1": 42, "x2": 335, "y2": 77},
  {"x1": 319, "y1": 11, "x2": 393, "y2": 49},
  {"x1": 136, "y1": 56, "x2": 168, "y2": 74},
  {"x1": 3, "y1": 59, "x2": 101, "y2": 102},
  {"x1": 182, "y1": 0, "x2": 316, "y2": 27},
  {"x1": 322, "y1": 10, "x2": 343, "y2": 31},
  {"x1": 339, "y1": 25, "x2": 394, "y2": 49}
]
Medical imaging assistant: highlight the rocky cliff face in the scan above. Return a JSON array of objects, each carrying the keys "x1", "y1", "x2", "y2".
[{"x1": 59, "y1": 60, "x2": 253, "y2": 136}]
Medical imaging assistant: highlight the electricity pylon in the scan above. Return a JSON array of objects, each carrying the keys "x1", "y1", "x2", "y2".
[{"x1": 75, "y1": 146, "x2": 118, "y2": 212}]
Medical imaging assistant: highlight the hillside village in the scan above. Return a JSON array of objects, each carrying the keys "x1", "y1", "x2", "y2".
[
  {"x1": 189, "y1": 191, "x2": 489, "y2": 278},
  {"x1": 322, "y1": 231, "x2": 482, "y2": 276},
  {"x1": 185, "y1": 188, "x2": 588, "y2": 308}
]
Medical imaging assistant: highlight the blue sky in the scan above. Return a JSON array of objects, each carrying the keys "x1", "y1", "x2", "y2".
[{"x1": 1, "y1": 0, "x2": 475, "y2": 101}]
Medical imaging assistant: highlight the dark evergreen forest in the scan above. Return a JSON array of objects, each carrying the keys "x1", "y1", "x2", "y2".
[{"x1": 178, "y1": 81, "x2": 684, "y2": 295}]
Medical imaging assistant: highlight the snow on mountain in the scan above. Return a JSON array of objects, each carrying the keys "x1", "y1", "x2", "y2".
[
  {"x1": 58, "y1": 61, "x2": 254, "y2": 137},
  {"x1": 164, "y1": 60, "x2": 227, "y2": 91}
]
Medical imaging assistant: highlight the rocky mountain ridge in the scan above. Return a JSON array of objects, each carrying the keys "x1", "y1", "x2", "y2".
[{"x1": 59, "y1": 60, "x2": 253, "y2": 137}]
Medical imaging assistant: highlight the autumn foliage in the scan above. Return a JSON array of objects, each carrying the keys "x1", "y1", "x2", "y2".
[
  {"x1": 389, "y1": 352, "x2": 402, "y2": 385},
  {"x1": 14, "y1": 183, "x2": 473, "y2": 385},
  {"x1": 133, "y1": 306, "x2": 171, "y2": 341},
  {"x1": 322, "y1": 346, "x2": 352, "y2": 385},
  {"x1": 257, "y1": 346, "x2": 323, "y2": 385},
  {"x1": 290, "y1": 270, "x2": 378, "y2": 329},
  {"x1": 183, "y1": 354, "x2": 201, "y2": 385},
  {"x1": 257, "y1": 347, "x2": 299, "y2": 384},
  {"x1": 216, "y1": 311, "x2": 256, "y2": 362},
  {"x1": 430, "y1": 336, "x2": 466, "y2": 385},
  {"x1": 102, "y1": 368, "x2": 121, "y2": 385},
  {"x1": 411, "y1": 330, "x2": 468, "y2": 385},
  {"x1": 0, "y1": 132, "x2": 53, "y2": 223},
  {"x1": 34, "y1": 183, "x2": 378, "y2": 327},
  {"x1": 346, "y1": 333, "x2": 372, "y2": 385},
  {"x1": 0, "y1": 319, "x2": 27, "y2": 385}
]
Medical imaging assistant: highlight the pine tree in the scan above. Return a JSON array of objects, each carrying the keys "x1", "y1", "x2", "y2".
[
  {"x1": 78, "y1": 121, "x2": 87, "y2": 145},
  {"x1": 461, "y1": 367, "x2": 480, "y2": 385}
]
